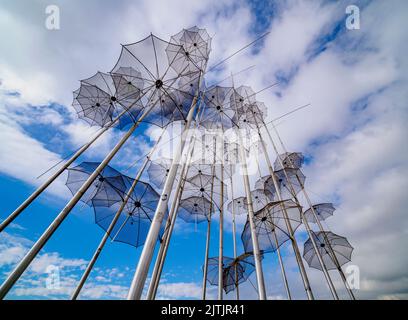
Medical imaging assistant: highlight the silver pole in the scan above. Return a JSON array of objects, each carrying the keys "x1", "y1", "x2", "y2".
[
  {"x1": 146, "y1": 135, "x2": 196, "y2": 300},
  {"x1": 218, "y1": 163, "x2": 224, "y2": 300},
  {"x1": 229, "y1": 171, "x2": 239, "y2": 300},
  {"x1": 270, "y1": 123, "x2": 356, "y2": 300},
  {"x1": 127, "y1": 94, "x2": 199, "y2": 300},
  {"x1": 202, "y1": 139, "x2": 217, "y2": 300},
  {"x1": 0, "y1": 108, "x2": 131, "y2": 233},
  {"x1": 0, "y1": 111, "x2": 147, "y2": 299},
  {"x1": 202, "y1": 216, "x2": 212, "y2": 300},
  {"x1": 237, "y1": 130, "x2": 267, "y2": 300},
  {"x1": 271, "y1": 228, "x2": 291, "y2": 299},
  {"x1": 253, "y1": 152, "x2": 291, "y2": 300},
  {"x1": 258, "y1": 123, "x2": 339, "y2": 300},
  {"x1": 71, "y1": 128, "x2": 166, "y2": 300}
]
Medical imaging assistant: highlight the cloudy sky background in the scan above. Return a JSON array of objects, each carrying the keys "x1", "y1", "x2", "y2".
[{"x1": 0, "y1": 0, "x2": 407, "y2": 299}]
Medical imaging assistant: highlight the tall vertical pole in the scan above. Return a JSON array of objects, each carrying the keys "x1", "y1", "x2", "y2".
[
  {"x1": 257, "y1": 121, "x2": 338, "y2": 299},
  {"x1": 71, "y1": 128, "x2": 166, "y2": 300},
  {"x1": 0, "y1": 110, "x2": 148, "y2": 299},
  {"x1": 270, "y1": 124, "x2": 355, "y2": 300},
  {"x1": 254, "y1": 153, "x2": 291, "y2": 300},
  {"x1": 237, "y1": 130, "x2": 267, "y2": 300},
  {"x1": 0, "y1": 106, "x2": 133, "y2": 233},
  {"x1": 127, "y1": 92, "x2": 200, "y2": 300},
  {"x1": 202, "y1": 138, "x2": 217, "y2": 300},
  {"x1": 229, "y1": 170, "x2": 239, "y2": 300},
  {"x1": 146, "y1": 134, "x2": 196, "y2": 300},
  {"x1": 218, "y1": 163, "x2": 224, "y2": 300},
  {"x1": 202, "y1": 216, "x2": 212, "y2": 300}
]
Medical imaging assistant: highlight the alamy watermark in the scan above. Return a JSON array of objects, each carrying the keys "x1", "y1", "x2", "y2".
[
  {"x1": 345, "y1": 264, "x2": 360, "y2": 290},
  {"x1": 45, "y1": 264, "x2": 61, "y2": 289},
  {"x1": 45, "y1": 5, "x2": 60, "y2": 30},
  {"x1": 345, "y1": 5, "x2": 360, "y2": 30}
]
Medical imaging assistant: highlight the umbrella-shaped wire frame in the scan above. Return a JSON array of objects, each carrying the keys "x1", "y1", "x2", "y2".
[
  {"x1": 169, "y1": 26, "x2": 212, "y2": 72},
  {"x1": 250, "y1": 189, "x2": 274, "y2": 213},
  {"x1": 304, "y1": 203, "x2": 336, "y2": 224},
  {"x1": 66, "y1": 162, "x2": 129, "y2": 207},
  {"x1": 206, "y1": 256, "x2": 235, "y2": 286},
  {"x1": 111, "y1": 34, "x2": 201, "y2": 128},
  {"x1": 73, "y1": 71, "x2": 145, "y2": 130},
  {"x1": 227, "y1": 196, "x2": 247, "y2": 216},
  {"x1": 189, "y1": 135, "x2": 234, "y2": 179},
  {"x1": 178, "y1": 196, "x2": 215, "y2": 224},
  {"x1": 147, "y1": 158, "x2": 179, "y2": 190},
  {"x1": 241, "y1": 200, "x2": 302, "y2": 253},
  {"x1": 265, "y1": 169, "x2": 305, "y2": 201},
  {"x1": 222, "y1": 252, "x2": 262, "y2": 294},
  {"x1": 182, "y1": 173, "x2": 227, "y2": 208},
  {"x1": 94, "y1": 180, "x2": 163, "y2": 247},
  {"x1": 274, "y1": 152, "x2": 304, "y2": 171},
  {"x1": 199, "y1": 86, "x2": 237, "y2": 130},
  {"x1": 303, "y1": 231, "x2": 353, "y2": 271}
]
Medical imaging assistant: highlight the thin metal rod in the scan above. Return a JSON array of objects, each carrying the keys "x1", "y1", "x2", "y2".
[
  {"x1": 71, "y1": 128, "x2": 166, "y2": 300},
  {"x1": 237, "y1": 130, "x2": 267, "y2": 300},
  {"x1": 218, "y1": 163, "x2": 224, "y2": 300},
  {"x1": 229, "y1": 171, "x2": 239, "y2": 300},
  {"x1": 0, "y1": 111, "x2": 148, "y2": 299},
  {"x1": 270, "y1": 124, "x2": 355, "y2": 300},
  {"x1": 146, "y1": 136, "x2": 196, "y2": 300},
  {"x1": 127, "y1": 92, "x2": 200, "y2": 300}
]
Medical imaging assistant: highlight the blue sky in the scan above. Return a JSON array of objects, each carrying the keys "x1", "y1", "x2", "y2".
[{"x1": 0, "y1": 0, "x2": 407, "y2": 300}]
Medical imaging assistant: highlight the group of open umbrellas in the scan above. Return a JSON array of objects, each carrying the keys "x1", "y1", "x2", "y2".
[{"x1": 0, "y1": 26, "x2": 355, "y2": 300}]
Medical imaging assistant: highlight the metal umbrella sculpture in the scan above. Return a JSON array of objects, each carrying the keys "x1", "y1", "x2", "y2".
[
  {"x1": 0, "y1": 26, "x2": 357, "y2": 301},
  {"x1": 241, "y1": 200, "x2": 302, "y2": 253},
  {"x1": 304, "y1": 203, "x2": 336, "y2": 224},
  {"x1": 147, "y1": 158, "x2": 177, "y2": 189},
  {"x1": 206, "y1": 253, "x2": 261, "y2": 295},
  {"x1": 222, "y1": 253, "x2": 263, "y2": 294},
  {"x1": 95, "y1": 180, "x2": 161, "y2": 247},
  {"x1": 71, "y1": 179, "x2": 161, "y2": 299},
  {"x1": 65, "y1": 162, "x2": 130, "y2": 207},
  {"x1": 0, "y1": 32, "x2": 198, "y2": 299},
  {"x1": 303, "y1": 232, "x2": 353, "y2": 271},
  {"x1": 234, "y1": 83, "x2": 341, "y2": 300},
  {"x1": 177, "y1": 196, "x2": 214, "y2": 224}
]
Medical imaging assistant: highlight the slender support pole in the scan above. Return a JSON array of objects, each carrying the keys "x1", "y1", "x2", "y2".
[
  {"x1": 271, "y1": 229, "x2": 292, "y2": 299},
  {"x1": 202, "y1": 139, "x2": 217, "y2": 300},
  {"x1": 237, "y1": 130, "x2": 267, "y2": 300},
  {"x1": 202, "y1": 216, "x2": 212, "y2": 300},
  {"x1": 229, "y1": 172, "x2": 240, "y2": 300},
  {"x1": 218, "y1": 164, "x2": 224, "y2": 300},
  {"x1": 258, "y1": 123, "x2": 338, "y2": 300},
  {"x1": 270, "y1": 124, "x2": 355, "y2": 300},
  {"x1": 146, "y1": 136, "x2": 196, "y2": 300},
  {"x1": 0, "y1": 112, "x2": 146, "y2": 299},
  {"x1": 127, "y1": 95, "x2": 199, "y2": 300},
  {"x1": 255, "y1": 128, "x2": 314, "y2": 300},
  {"x1": 71, "y1": 128, "x2": 166, "y2": 300},
  {"x1": 254, "y1": 151, "x2": 291, "y2": 300}
]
